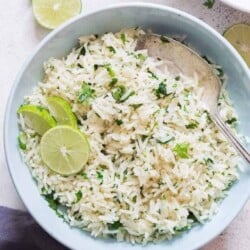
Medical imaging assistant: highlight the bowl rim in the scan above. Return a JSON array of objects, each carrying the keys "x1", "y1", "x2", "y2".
[
  {"x1": 220, "y1": 0, "x2": 250, "y2": 13},
  {"x1": 4, "y1": 2, "x2": 250, "y2": 250}
]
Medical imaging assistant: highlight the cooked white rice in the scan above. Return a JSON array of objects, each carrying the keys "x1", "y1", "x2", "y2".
[{"x1": 19, "y1": 28, "x2": 239, "y2": 244}]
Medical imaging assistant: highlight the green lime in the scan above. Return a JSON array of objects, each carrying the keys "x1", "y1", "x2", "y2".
[
  {"x1": 224, "y1": 23, "x2": 250, "y2": 67},
  {"x1": 40, "y1": 125, "x2": 90, "y2": 175},
  {"x1": 17, "y1": 105, "x2": 56, "y2": 135},
  {"x1": 32, "y1": 0, "x2": 82, "y2": 29},
  {"x1": 47, "y1": 96, "x2": 77, "y2": 128}
]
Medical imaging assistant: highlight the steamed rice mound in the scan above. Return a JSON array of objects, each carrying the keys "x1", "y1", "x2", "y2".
[{"x1": 19, "y1": 28, "x2": 239, "y2": 244}]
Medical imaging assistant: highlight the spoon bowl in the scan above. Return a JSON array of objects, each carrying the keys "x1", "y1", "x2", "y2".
[{"x1": 136, "y1": 34, "x2": 250, "y2": 164}]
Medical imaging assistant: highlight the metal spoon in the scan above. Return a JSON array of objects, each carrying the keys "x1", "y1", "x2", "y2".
[{"x1": 136, "y1": 34, "x2": 250, "y2": 164}]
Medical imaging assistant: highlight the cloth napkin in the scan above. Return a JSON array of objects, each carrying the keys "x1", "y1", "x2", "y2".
[{"x1": 0, "y1": 206, "x2": 67, "y2": 250}]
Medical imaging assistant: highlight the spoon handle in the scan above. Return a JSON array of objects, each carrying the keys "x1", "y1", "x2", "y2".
[{"x1": 212, "y1": 113, "x2": 250, "y2": 165}]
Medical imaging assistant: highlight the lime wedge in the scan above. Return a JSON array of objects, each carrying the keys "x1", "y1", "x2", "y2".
[
  {"x1": 47, "y1": 96, "x2": 77, "y2": 128},
  {"x1": 40, "y1": 125, "x2": 90, "y2": 175},
  {"x1": 224, "y1": 23, "x2": 250, "y2": 67},
  {"x1": 32, "y1": 0, "x2": 82, "y2": 29},
  {"x1": 17, "y1": 105, "x2": 56, "y2": 135}
]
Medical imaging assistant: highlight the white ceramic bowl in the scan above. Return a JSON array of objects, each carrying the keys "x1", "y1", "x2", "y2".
[{"x1": 4, "y1": 3, "x2": 250, "y2": 250}]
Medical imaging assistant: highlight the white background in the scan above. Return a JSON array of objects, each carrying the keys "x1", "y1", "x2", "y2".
[{"x1": 0, "y1": 0, "x2": 249, "y2": 249}]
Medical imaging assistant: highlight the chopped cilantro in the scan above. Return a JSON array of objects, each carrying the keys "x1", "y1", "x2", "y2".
[
  {"x1": 188, "y1": 211, "x2": 199, "y2": 223},
  {"x1": 108, "y1": 221, "x2": 123, "y2": 230},
  {"x1": 112, "y1": 85, "x2": 126, "y2": 102},
  {"x1": 78, "y1": 46, "x2": 86, "y2": 58},
  {"x1": 157, "y1": 137, "x2": 174, "y2": 144},
  {"x1": 75, "y1": 190, "x2": 83, "y2": 203},
  {"x1": 147, "y1": 69, "x2": 159, "y2": 80},
  {"x1": 154, "y1": 82, "x2": 171, "y2": 98},
  {"x1": 130, "y1": 104, "x2": 142, "y2": 110},
  {"x1": 108, "y1": 46, "x2": 116, "y2": 53},
  {"x1": 173, "y1": 143, "x2": 190, "y2": 159},
  {"x1": 112, "y1": 86, "x2": 135, "y2": 103},
  {"x1": 104, "y1": 64, "x2": 116, "y2": 78},
  {"x1": 132, "y1": 196, "x2": 137, "y2": 202},
  {"x1": 136, "y1": 53, "x2": 147, "y2": 62},
  {"x1": 94, "y1": 64, "x2": 99, "y2": 71},
  {"x1": 174, "y1": 225, "x2": 190, "y2": 233},
  {"x1": 77, "y1": 63, "x2": 83, "y2": 68},
  {"x1": 225, "y1": 117, "x2": 237, "y2": 125},
  {"x1": 185, "y1": 120, "x2": 199, "y2": 129},
  {"x1": 109, "y1": 78, "x2": 118, "y2": 88},
  {"x1": 18, "y1": 133, "x2": 26, "y2": 150},
  {"x1": 175, "y1": 76, "x2": 180, "y2": 81},
  {"x1": 81, "y1": 172, "x2": 88, "y2": 179},
  {"x1": 77, "y1": 82, "x2": 96, "y2": 104},
  {"x1": 44, "y1": 193, "x2": 59, "y2": 212},
  {"x1": 115, "y1": 119, "x2": 123, "y2": 126},
  {"x1": 204, "y1": 158, "x2": 214, "y2": 165},
  {"x1": 97, "y1": 171, "x2": 103, "y2": 181},
  {"x1": 160, "y1": 35, "x2": 170, "y2": 43},
  {"x1": 120, "y1": 33, "x2": 126, "y2": 44},
  {"x1": 203, "y1": 0, "x2": 215, "y2": 9}
]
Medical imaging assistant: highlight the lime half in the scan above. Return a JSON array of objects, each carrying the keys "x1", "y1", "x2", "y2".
[
  {"x1": 47, "y1": 96, "x2": 77, "y2": 128},
  {"x1": 17, "y1": 105, "x2": 56, "y2": 135},
  {"x1": 40, "y1": 125, "x2": 90, "y2": 175},
  {"x1": 32, "y1": 0, "x2": 82, "y2": 29},
  {"x1": 224, "y1": 23, "x2": 250, "y2": 67}
]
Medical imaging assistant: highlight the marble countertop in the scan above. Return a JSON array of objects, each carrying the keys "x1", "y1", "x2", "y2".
[{"x1": 0, "y1": 0, "x2": 249, "y2": 249}]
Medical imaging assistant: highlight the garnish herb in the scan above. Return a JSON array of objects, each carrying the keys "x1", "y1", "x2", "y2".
[
  {"x1": 154, "y1": 82, "x2": 171, "y2": 98},
  {"x1": 44, "y1": 193, "x2": 64, "y2": 218},
  {"x1": 157, "y1": 137, "x2": 174, "y2": 144},
  {"x1": 120, "y1": 33, "x2": 126, "y2": 44},
  {"x1": 173, "y1": 143, "x2": 190, "y2": 159},
  {"x1": 81, "y1": 172, "x2": 88, "y2": 179},
  {"x1": 97, "y1": 171, "x2": 103, "y2": 181},
  {"x1": 94, "y1": 64, "x2": 99, "y2": 71},
  {"x1": 75, "y1": 190, "x2": 83, "y2": 203},
  {"x1": 130, "y1": 104, "x2": 142, "y2": 110},
  {"x1": 78, "y1": 46, "x2": 86, "y2": 58},
  {"x1": 109, "y1": 78, "x2": 118, "y2": 88},
  {"x1": 18, "y1": 133, "x2": 26, "y2": 150},
  {"x1": 108, "y1": 221, "x2": 123, "y2": 230},
  {"x1": 174, "y1": 225, "x2": 190, "y2": 233},
  {"x1": 225, "y1": 117, "x2": 237, "y2": 125},
  {"x1": 160, "y1": 35, "x2": 170, "y2": 43},
  {"x1": 147, "y1": 69, "x2": 159, "y2": 80},
  {"x1": 104, "y1": 64, "x2": 116, "y2": 78},
  {"x1": 204, "y1": 158, "x2": 214, "y2": 165},
  {"x1": 175, "y1": 76, "x2": 180, "y2": 81},
  {"x1": 185, "y1": 120, "x2": 199, "y2": 129},
  {"x1": 115, "y1": 119, "x2": 123, "y2": 126},
  {"x1": 112, "y1": 85, "x2": 135, "y2": 103},
  {"x1": 136, "y1": 53, "x2": 147, "y2": 62},
  {"x1": 188, "y1": 211, "x2": 199, "y2": 223},
  {"x1": 203, "y1": 0, "x2": 215, "y2": 9},
  {"x1": 77, "y1": 82, "x2": 96, "y2": 104},
  {"x1": 108, "y1": 46, "x2": 116, "y2": 53}
]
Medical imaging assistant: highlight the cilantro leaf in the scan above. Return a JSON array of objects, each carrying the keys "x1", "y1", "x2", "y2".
[
  {"x1": 77, "y1": 82, "x2": 96, "y2": 104},
  {"x1": 75, "y1": 190, "x2": 83, "y2": 203},
  {"x1": 120, "y1": 33, "x2": 126, "y2": 44},
  {"x1": 107, "y1": 221, "x2": 123, "y2": 230},
  {"x1": 173, "y1": 143, "x2": 190, "y2": 159},
  {"x1": 108, "y1": 46, "x2": 116, "y2": 53},
  {"x1": 203, "y1": 0, "x2": 215, "y2": 9}
]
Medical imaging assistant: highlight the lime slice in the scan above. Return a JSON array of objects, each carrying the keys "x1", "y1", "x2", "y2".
[
  {"x1": 17, "y1": 105, "x2": 56, "y2": 135},
  {"x1": 32, "y1": 0, "x2": 82, "y2": 29},
  {"x1": 40, "y1": 125, "x2": 90, "y2": 175},
  {"x1": 224, "y1": 23, "x2": 250, "y2": 67},
  {"x1": 47, "y1": 96, "x2": 77, "y2": 128}
]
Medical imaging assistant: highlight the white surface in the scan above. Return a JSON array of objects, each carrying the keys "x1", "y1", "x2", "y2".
[
  {"x1": 220, "y1": 0, "x2": 250, "y2": 13},
  {"x1": 0, "y1": 0, "x2": 249, "y2": 249}
]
